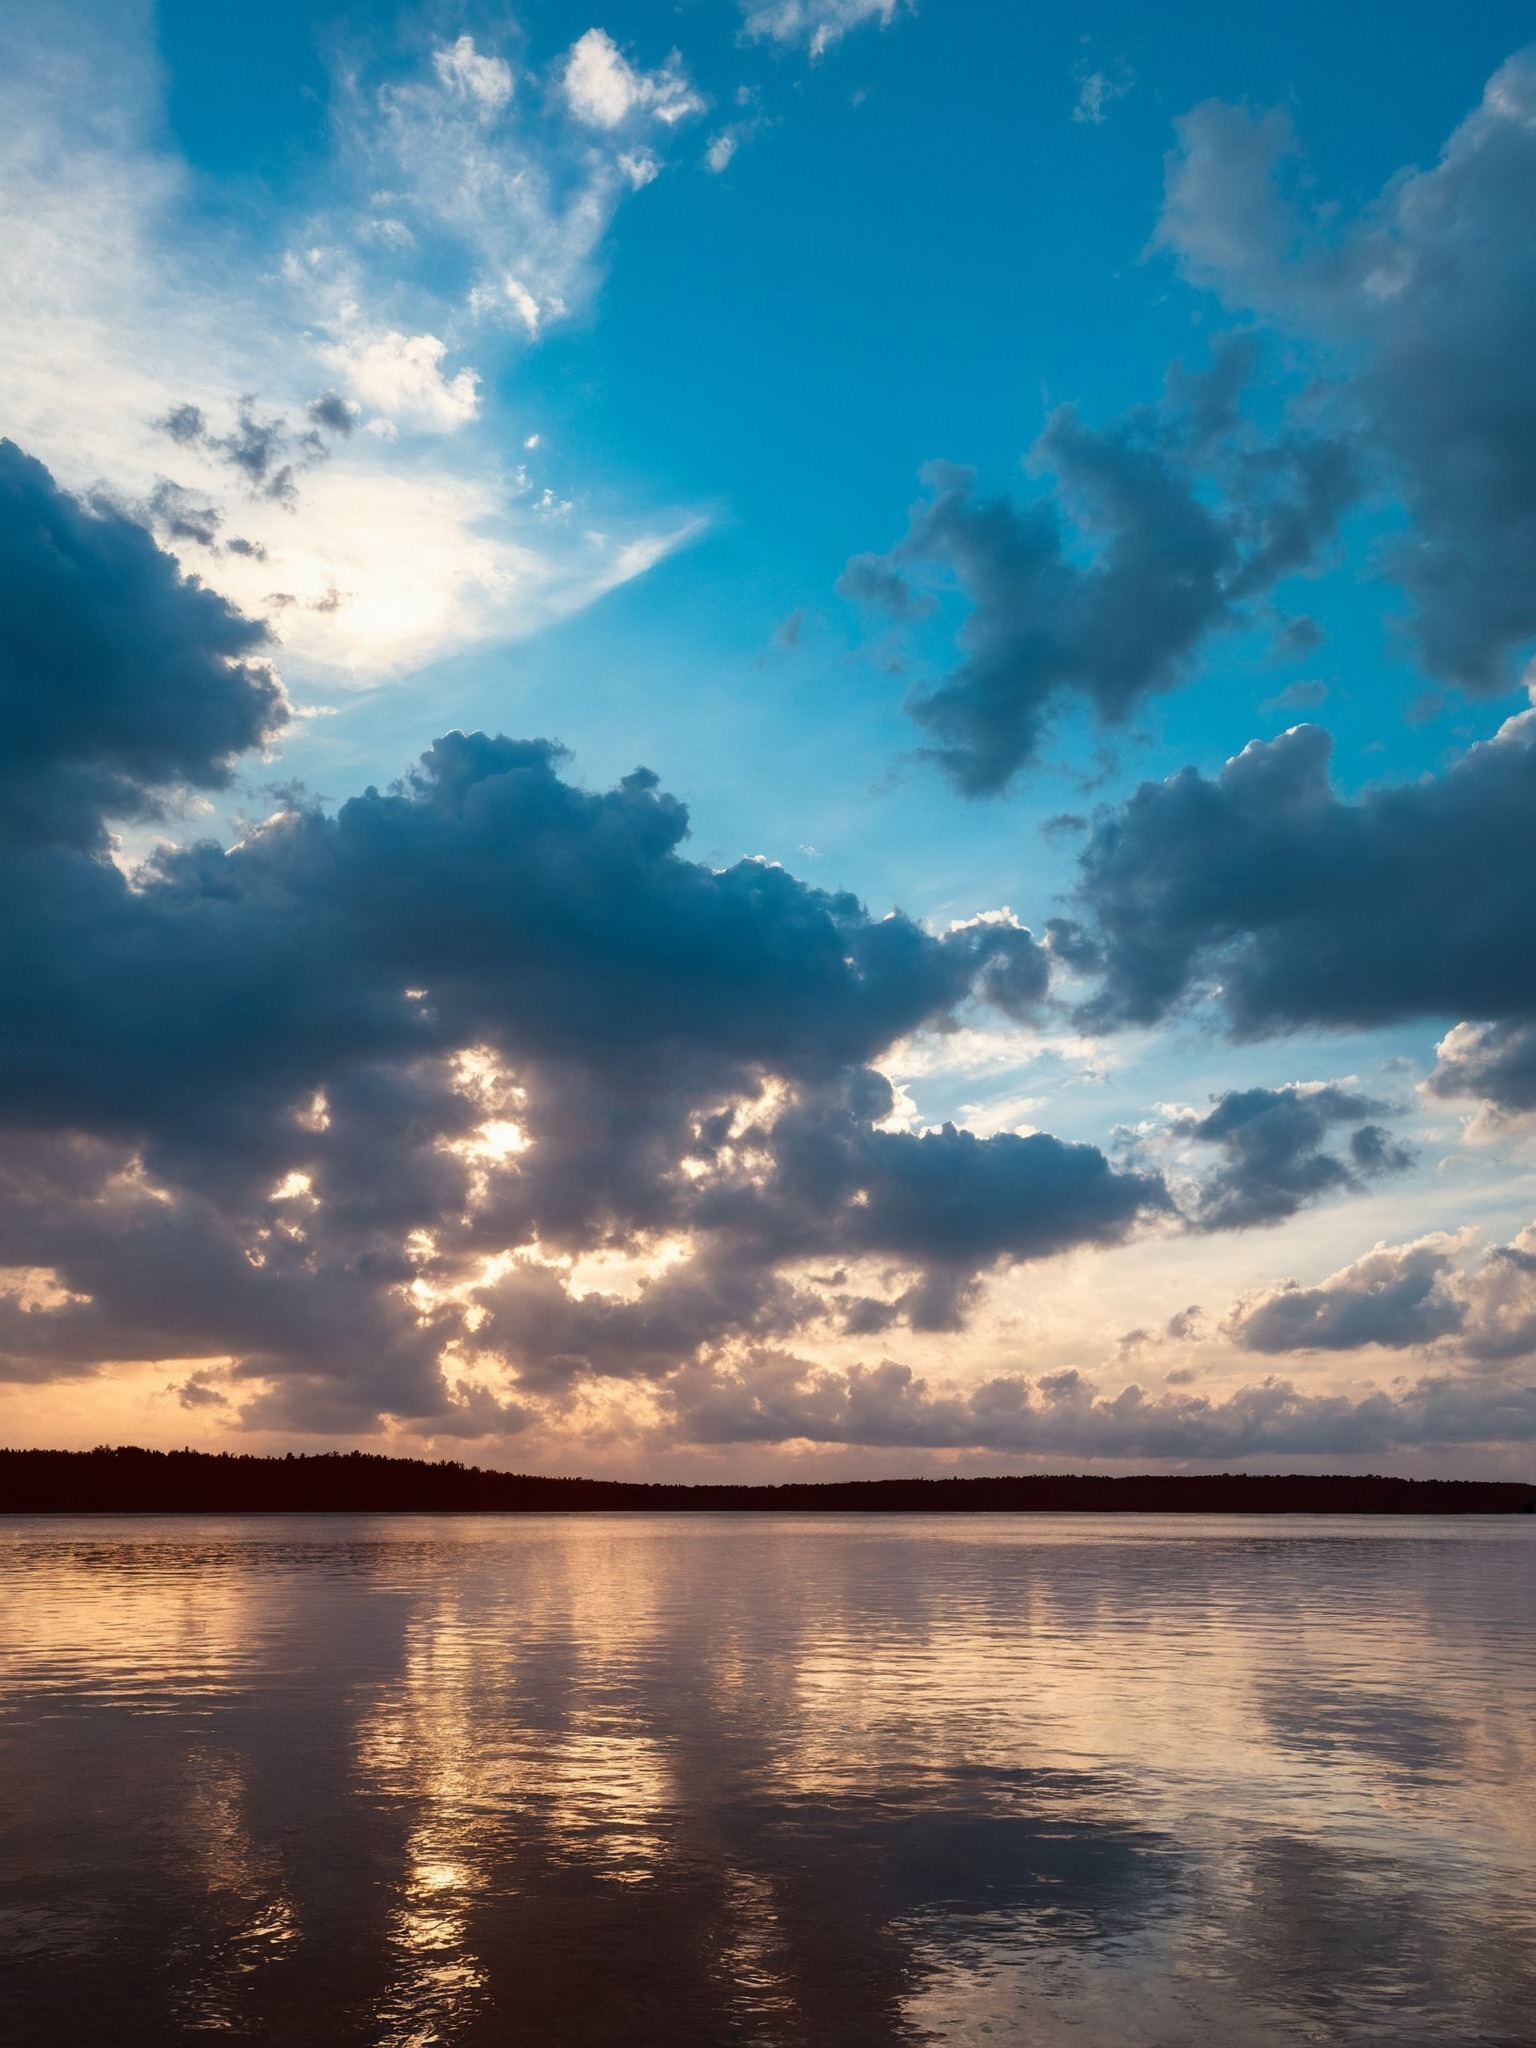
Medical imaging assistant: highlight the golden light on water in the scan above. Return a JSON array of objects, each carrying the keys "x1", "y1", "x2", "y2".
[{"x1": 2, "y1": 1515, "x2": 1534, "y2": 2045}]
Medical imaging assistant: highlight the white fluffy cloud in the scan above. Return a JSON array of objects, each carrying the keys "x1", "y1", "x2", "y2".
[
  {"x1": 322, "y1": 330, "x2": 481, "y2": 431},
  {"x1": 561, "y1": 29, "x2": 703, "y2": 130},
  {"x1": 432, "y1": 33, "x2": 515, "y2": 111}
]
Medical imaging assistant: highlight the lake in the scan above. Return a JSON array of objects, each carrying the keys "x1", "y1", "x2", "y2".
[{"x1": 1, "y1": 1514, "x2": 1532, "y2": 2045}]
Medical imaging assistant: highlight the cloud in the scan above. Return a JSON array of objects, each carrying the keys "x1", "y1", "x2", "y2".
[
  {"x1": 1158, "y1": 50, "x2": 1536, "y2": 692},
  {"x1": 144, "y1": 480, "x2": 223, "y2": 550},
  {"x1": 319, "y1": 332, "x2": 480, "y2": 432},
  {"x1": 1073, "y1": 64, "x2": 1133, "y2": 127},
  {"x1": 307, "y1": 394, "x2": 357, "y2": 438},
  {"x1": 1263, "y1": 677, "x2": 1327, "y2": 713},
  {"x1": 353, "y1": 28, "x2": 702, "y2": 339},
  {"x1": 1228, "y1": 1220, "x2": 1536, "y2": 1364},
  {"x1": 664, "y1": 1349, "x2": 1536, "y2": 1454},
  {"x1": 433, "y1": 34, "x2": 515, "y2": 112},
  {"x1": 0, "y1": 452, "x2": 1519, "y2": 1460},
  {"x1": 741, "y1": 0, "x2": 907, "y2": 59},
  {"x1": 0, "y1": 439, "x2": 283, "y2": 852},
  {"x1": 153, "y1": 395, "x2": 331, "y2": 508},
  {"x1": 842, "y1": 47, "x2": 1536, "y2": 788},
  {"x1": 1230, "y1": 1235, "x2": 1468, "y2": 1353},
  {"x1": 1459, "y1": 1230, "x2": 1536, "y2": 1361},
  {"x1": 0, "y1": 452, "x2": 1176, "y2": 1429},
  {"x1": 1427, "y1": 1020, "x2": 1536, "y2": 1117},
  {"x1": 560, "y1": 30, "x2": 702, "y2": 131},
  {"x1": 847, "y1": 343, "x2": 1353, "y2": 792},
  {"x1": 836, "y1": 549, "x2": 934, "y2": 621},
  {"x1": 0, "y1": 7, "x2": 698, "y2": 681},
  {"x1": 1073, "y1": 708, "x2": 1536, "y2": 1049},
  {"x1": 1170, "y1": 1083, "x2": 1412, "y2": 1232}
]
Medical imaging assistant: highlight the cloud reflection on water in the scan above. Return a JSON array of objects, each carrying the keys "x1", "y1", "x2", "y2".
[{"x1": 0, "y1": 1515, "x2": 1533, "y2": 2046}]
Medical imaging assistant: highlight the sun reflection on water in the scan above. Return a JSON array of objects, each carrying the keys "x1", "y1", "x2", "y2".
[{"x1": 0, "y1": 1515, "x2": 1533, "y2": 2046}]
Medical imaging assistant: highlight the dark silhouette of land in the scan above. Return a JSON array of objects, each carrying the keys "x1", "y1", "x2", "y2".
[{"x1": 1, "y1": 1446, "x2": 1532, "y2": 1513}]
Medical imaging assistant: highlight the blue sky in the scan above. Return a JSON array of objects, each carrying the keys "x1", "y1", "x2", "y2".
[{"x1": 4, "y1": 0, "x2": 1536, "y2": 1473}]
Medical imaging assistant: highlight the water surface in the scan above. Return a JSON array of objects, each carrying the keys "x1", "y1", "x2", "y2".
[{"x1": 1, "y1": 1513, "x2": 1532, "y2": 2045}]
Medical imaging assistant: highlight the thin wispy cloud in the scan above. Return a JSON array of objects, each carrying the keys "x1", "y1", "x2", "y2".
[
  {"x1": 741, "y1": 0, "x2": 909, "y2": 60},
  {"x1": 1073, "y1": 62, "x2": 1133, "y2": 126},
  {"x1": 0, "y1": 6, "x2": 702, "y2": 681}
]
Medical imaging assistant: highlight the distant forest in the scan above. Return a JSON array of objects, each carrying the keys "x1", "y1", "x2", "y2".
[{"x1": 1, "y1": 1447, "x2": 1532, "y2": 1513}]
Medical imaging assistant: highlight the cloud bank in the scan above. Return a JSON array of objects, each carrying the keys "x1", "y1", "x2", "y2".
[
  {"x1": 7, "y1": 25, "x2": 1536, "y2": 1469},
  {"x1": 0, "y1": 444, "x2": 1178, "y2": 1440},
  {"x1": 666, "y1": 1351, "x2": 1536, "y2": 1457},
  {"x1": 3, "y1": 444, "x2": 1526, "y2": 1459}
]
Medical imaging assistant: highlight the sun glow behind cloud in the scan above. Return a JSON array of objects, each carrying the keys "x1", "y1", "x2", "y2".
[
  {"x1": 0, "y1": 6, "x2": 702, "y2": 684},
  {"x1": 5, "y1": 2, "x2": 1536, "y2": 1480}
]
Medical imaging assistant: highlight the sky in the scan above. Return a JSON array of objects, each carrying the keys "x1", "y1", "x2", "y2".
[{"x1": 4, "y1": 0, "x2": 1536, "y2": 1477}]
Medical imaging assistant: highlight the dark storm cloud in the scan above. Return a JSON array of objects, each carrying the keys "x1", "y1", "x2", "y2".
[
  {"x1": 12, "y1": 446, "x2": 1501, "y2": 1451},
  {"x1": 1160, "y1": 50, "x2": 1536, "y2": 692},
  {"x1": 752, "y1": 1091, "x2": 1164, "y2": 1269},
  {"x1": 0, "y1": 1190, "x2": 456, "y2": 1426},
  {"x1": 0, "y1": 438, "x2": 283, "y2": 852},
  {"x1": 2, "y1": 726, "x2": 1050, "y2": 1150},
  {"x1": 1072, "y1": 713, "x2": 1536, "y2": 1042},
  {"x1": 0, "y1": 447, "x2": 1175, "y2": 1427},
  {"x1": 1175, "y1": 1084, "x2": 1412, "y2": 1232},
  {"x1": 846, "y1": 347, "x2": 1353, "y2": 793}
]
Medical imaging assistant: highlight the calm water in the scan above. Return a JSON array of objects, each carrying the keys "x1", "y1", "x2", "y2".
[{"x1": 0, "y1": 1515, "x2": 1532, "y2": 2047}]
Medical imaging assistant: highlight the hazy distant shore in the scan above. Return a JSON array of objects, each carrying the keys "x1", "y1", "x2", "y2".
[{"x1": 1, "y1": 1447, "x2": 1532, "y2": 1515}]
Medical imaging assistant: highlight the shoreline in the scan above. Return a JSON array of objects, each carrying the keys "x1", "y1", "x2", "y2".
[{"x1": 3, "y1": 1447, "x2": 1533, "y2": 1515}]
